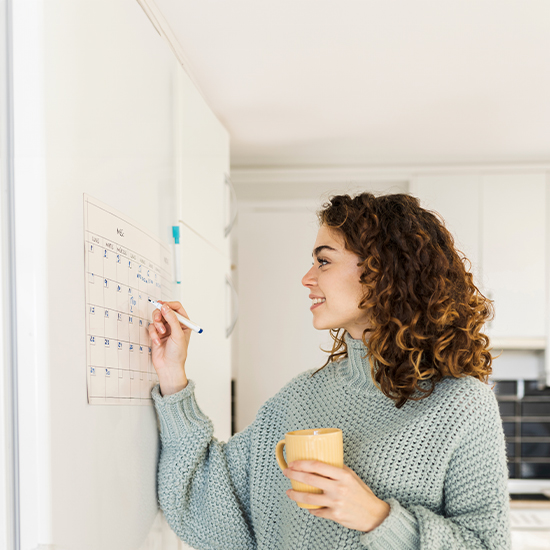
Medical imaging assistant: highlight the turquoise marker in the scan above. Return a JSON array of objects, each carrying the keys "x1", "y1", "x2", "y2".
[{"x1": 172, "y1": 225, "x2": 181, "y2": 284}]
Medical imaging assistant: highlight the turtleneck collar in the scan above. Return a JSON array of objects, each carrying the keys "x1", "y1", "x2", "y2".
[{"x1": 338, "y1": 332, "x2": 379, "y2": 395}]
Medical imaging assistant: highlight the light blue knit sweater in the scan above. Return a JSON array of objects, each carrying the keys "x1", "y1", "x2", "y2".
[{"x1": 152, "y1": 332, "x2": 511, "y2": 549}]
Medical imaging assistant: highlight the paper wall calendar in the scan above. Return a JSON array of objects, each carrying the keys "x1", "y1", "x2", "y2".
[{"x1": 83, "y1": 194, "x2": 173, "y2": 405}]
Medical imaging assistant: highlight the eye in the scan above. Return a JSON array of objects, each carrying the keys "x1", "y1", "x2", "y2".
[{"x1": 312, "y1": 257, "x2": 329, "y2": 268}]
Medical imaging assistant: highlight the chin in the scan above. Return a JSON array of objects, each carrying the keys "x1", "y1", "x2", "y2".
[{"x1": 312, "y1": 318, "x2": 338, "y2": 331}]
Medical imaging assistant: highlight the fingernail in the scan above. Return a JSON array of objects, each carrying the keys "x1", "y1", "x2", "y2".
[{"x1": 162, "y1": 304, "x2": 168, "y2": 313}]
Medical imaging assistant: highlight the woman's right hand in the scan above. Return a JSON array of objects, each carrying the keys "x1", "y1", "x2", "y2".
[{"x1": 148, "y1": 300, "x2": 191, "y2": 396}]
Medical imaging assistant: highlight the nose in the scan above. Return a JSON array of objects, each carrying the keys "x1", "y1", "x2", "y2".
[{"x1": 301, "y1": 264, "x2": 317, "y2": 288}]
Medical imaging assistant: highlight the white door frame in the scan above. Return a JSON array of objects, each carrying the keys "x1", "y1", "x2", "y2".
[{"x1": 0, "y1": 0, "x2": 20, "y2": 548}]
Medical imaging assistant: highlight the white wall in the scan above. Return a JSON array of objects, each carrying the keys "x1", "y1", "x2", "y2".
[
  {"x1": 0, "y1": 0, "x2": 15, "y2": 547},
  {"x1": 12, "y1": 1, "x2": 186, "y2": 549}
]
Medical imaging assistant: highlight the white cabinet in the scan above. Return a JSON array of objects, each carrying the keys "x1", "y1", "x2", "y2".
[
  {"x1": 178, "y1": 224, "x2": 232, "y2": 442},
  {"x1": 481, "y1": 174, "x2": 546, "y2": 340},
  {"x1": 410, "y1": 173, "x2": 547, "y2": 342},
  {"x1": 176, "y1": 67, "x2": 232, "y2": 257},
  {"x1": 173, "y1": 66, "x2": 234, "y2": 441}
]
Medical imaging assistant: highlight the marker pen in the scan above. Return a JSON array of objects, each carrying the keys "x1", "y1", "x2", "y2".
[
  {"x1": 172, "y1": 225, "x2": 182, "y2": 284},
  {"x1": 148, "y1": 298, "x2": 204, "y2": 334}
]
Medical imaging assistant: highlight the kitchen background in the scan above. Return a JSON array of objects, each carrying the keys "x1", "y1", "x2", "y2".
[
  {"x1": 160, "y1": 1, "x2": 550, "y2": 546},
  {"x1": 2, "y1": 1, "x2": 550, "y2": 549},
  {"x1": 230, "y1": 172, "x2": 550, "y2": 548}
]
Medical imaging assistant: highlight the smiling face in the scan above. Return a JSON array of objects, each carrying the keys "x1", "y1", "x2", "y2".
[{"x1": 301, "y1": 225, "x2": 371, "y2": 339}]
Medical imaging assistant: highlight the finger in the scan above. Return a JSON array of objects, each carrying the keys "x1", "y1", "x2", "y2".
[
  {"x1": 148, "y1": 323, "x2": 161, "y2": 346},
  {"x1": 160, "y1": 303, "x2": 184, "y2": 339},
  {"x1": 285, "y1": 469, "x2": 334, "y2": 492},
  {"x1": 288, "y1": 460, "x2": 346, "y2": 481},
  {"x1": 155, "y1": 315, "x2": 167, "y2": 335},
  {"x1": 308, "y1": 507, "x2": 331, "y2": 518},
  {"x1": 152, "y1": 308, "x2": 164, "y2": 324},
  {"x1": 157, "y1": 301, "x2": 192, "y2": 332},
  {"x1": 162, "y1": 302, "x2": 193, "y2": 332},
  {"x1": 286, "y1": 489, "x2": 331, "y2": 508},
  {"x1": 162, "y1": 301, "x2": 190, "y2": 319},
  {"x1": 151, "y1": 309, "x2": 168, "y2": 335}
]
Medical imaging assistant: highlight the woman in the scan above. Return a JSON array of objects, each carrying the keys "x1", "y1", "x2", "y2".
[{"x1": 149, "y1": 192, "x2": 511, "y2": 549}]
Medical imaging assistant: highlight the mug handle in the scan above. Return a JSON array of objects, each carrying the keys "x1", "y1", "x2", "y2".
[{"x1": 275, "y1": 440, "x2": 288, "y2": 471}]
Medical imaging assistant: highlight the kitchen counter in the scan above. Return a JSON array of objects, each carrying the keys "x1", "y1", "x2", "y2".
[{"x1": 509, "y1": 499, "x2": 550, "y2": 549}]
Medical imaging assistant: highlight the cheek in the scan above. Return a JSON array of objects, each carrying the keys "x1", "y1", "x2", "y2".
[
  {"x1": 327, "y1": 285, "x2": 359, "y2": 311},
  {"x1": 320, "y1": 268, "x2": 364, "y2": 306},
  {"x1": 342, "y1": 279, "x2": 366, "y2": 310}
]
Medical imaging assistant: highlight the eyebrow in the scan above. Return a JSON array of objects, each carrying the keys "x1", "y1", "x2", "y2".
[{"x1": 312, "y1": 245, "x2": 339, "y2": 258}]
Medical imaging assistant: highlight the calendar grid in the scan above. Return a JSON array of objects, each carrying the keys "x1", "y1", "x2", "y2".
[
  {"x1": 84, "y1": 195, "x2": 174, "y2": 406},
  {"x1": 84, "y1": 234, "x2": 172, "y2": 280}
]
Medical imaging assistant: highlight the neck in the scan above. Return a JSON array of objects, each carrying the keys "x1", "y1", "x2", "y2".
[{"x1": 338, "y1": 332, "x2": 378, "y2": 395}]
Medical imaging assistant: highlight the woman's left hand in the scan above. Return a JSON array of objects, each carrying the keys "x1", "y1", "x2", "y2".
[{"x1": 283, "y1": 461, "x2": 391, "y2": 533}]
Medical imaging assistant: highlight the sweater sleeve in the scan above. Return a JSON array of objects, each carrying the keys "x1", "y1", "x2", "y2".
[
  {"x1": 152, "y1": 379, "x2": 259, "y2": 550},
  {"x1": 359, "y1": 389, "x2": 512, "y2": 550}
]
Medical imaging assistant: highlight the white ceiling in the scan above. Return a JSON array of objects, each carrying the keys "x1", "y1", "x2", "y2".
[{"x1": 155, "y1": 0, "x2": 550, "y2": 168}]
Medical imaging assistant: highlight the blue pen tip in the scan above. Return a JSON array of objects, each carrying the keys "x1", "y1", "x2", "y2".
[{"x1": 198, "y1": 328, "x2": 203, "y2": 334}]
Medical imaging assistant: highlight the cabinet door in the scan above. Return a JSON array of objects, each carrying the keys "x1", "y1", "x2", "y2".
[
  {"x1": 481, "y1": 174, "x2": 546, "y2": 339},
  {"x1": 410, "y1": 175, "x2": 482, "y2": 288},
  {"x1": 177, "y1": 224, "x2": 231, "y2": 441},
  {"x1": 176, "y1": 67, "x2": 231, "y2": 256}
]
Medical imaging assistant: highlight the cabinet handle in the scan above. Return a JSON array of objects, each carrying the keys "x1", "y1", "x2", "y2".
[
  {"x1": 225, "y1": 274, "x2": 239, "y2": 338},
  {"x1": 224, "y1": 174, "x2": 238, "y2": 238}
]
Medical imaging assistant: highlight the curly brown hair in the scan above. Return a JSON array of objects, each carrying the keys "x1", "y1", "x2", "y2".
[{"x1": 311, "y1": 192, "x2": 495, "y2": 408}]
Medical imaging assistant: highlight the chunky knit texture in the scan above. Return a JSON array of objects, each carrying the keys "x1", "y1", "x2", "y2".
[{"x1": 152, "y1": 332, "x2": 511, "y2": 549}]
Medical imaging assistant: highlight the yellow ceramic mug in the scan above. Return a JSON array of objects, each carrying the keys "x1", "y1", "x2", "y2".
[{"x1": 275, "y1": 428, "x2": 343, "y2": 509}]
